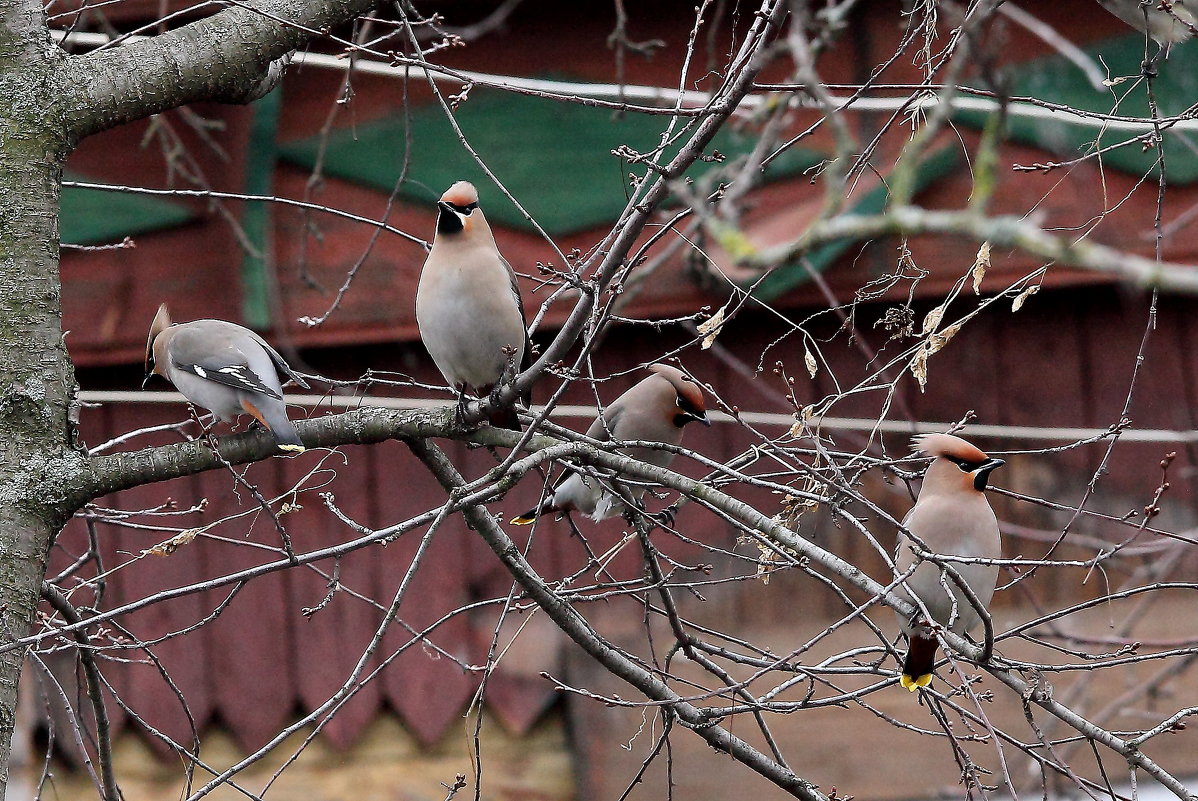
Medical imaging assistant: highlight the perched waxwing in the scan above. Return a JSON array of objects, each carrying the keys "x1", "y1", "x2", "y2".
[
  {"x1": 143, "y1": 304, "x2": 309, "y2": 453},
  {"x1": 415, "y1": 181, "x2": 530, "y2": 430},
  {"x1": 894, "y1": 433, "x2": 1004, "y2": 692},
  {"x1": 1097, "y1": 0, "x2": 1195, "y2": 49},
  {"x1": 510, "y1": 365, "x2": 711, "y2": 525}
]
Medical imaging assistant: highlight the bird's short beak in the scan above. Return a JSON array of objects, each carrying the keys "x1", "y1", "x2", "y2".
[
  {"x1": 972, "y1": 457, "x2": 1005, "y2": 491},
  {"x1": 694, "y1": 411, "x2": 712, "y2": 427},
  {"x1": 141, "y1": 366, "x2": 154, "y2": 390}
]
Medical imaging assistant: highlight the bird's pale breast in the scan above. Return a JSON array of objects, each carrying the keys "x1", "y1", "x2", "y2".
[{"x1": 417, "y1": 246, "x2": 525, "y2": 391}]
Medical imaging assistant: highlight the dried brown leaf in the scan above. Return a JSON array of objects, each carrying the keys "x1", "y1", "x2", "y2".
[
  {"x1": 926, "y1": 320, "x2": 964, "y2": 357},
  {"x1": 755, "y1": 540, "x2": 797, "y2": 585},
  {"x1": 911, "y1": 344, "x2": 929, "y2": 392},
  {"x1": 804, "y1": 345, "x2": 818, "y2": 378},
  {"x1": 921, "y1": 304, "x2": 945, "y2": 335},
  {"x1": 788, "y1": 406, "x2": 816, "y2": 437},
  {"x1": 972, "y1": 242, "x2": 990, "y2": 294},
  {"x1": 145, "y1": 528, "x2": 199, "y2": 557},
  {"x1": 1012, "y1": 285, "x2": 1040, "y2": 312},
  {"x1": 697, "y1": 307, "x2": 726, "y2": 350}
]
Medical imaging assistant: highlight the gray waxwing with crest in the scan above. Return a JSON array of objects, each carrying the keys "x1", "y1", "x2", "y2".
[
  {"x1": 415, "y1": 181, "x2": 531, "y2": 430},
  {"x1": 510, "y1": 364, "x2": 710, "y2": 525},
  {"x1": 144, "y1": 304, "x2": 309, "y2": 453},
  {"x1": 895, "y1": 433, "x2": 1004, "y2": 691}
]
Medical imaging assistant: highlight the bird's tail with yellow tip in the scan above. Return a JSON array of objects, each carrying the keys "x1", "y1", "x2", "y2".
[
  {"x1": 242, "y1": 399, "x2": 306, "y2": 454},
  {"x1": 901, "y1": 634, "x2": 938, "y2": 692},
  {"x1": 510, "y1": 498, "x2": 562, "y2": 526}
]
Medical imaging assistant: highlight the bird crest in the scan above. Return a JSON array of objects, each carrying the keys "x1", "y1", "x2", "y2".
[
  {"x1": 649, "y1": 364, "x2": 710, "y2": 428},
  {"x1": 911, "y1": 432, "x2": 988, "y2": 463},
  {"x1": 145, "y1": 303, "x2": 173, "y2": 372},
  {"x1": 440, "y1": 181, "x2": 479, "y2": 207},
  {"x1": 649, "y1": 364, "x2": 706, "y2": 411}
]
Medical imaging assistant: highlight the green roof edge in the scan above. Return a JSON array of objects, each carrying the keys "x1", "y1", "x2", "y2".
[
  {"x1": 60, "y1": 174, "x2": 196, "y2": 245},
  {"x1": 748, "y1": 145, "x2": 962, "y2": 303},
  {"x1": 240, "y1": 88, "x2": 282, "y2": 330}
]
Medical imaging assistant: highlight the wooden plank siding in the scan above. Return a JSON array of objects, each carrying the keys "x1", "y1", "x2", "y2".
[
  {"x1": 37, "y1": 0, "x2": 1198, "y2": 786},
  {"x1": 57, "y1": 0, "x2": 1198, "y2": 371},
  {"x1": 47, "y1": 282, "x2": 1198, "y2": 755}
]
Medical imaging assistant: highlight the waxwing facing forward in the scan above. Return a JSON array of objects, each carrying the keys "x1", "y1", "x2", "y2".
[
  {"x1": 1097, "y1": 0, "x2": 1196, "y2": 48},
  {"x1": 895, "y1": 433, "x2": 1004, "y2": 691},
  {"x1": 510, "y1": 365, "x2": 711, "y2": 525},
  {"x1": 415, "y1": 181, "x2": 531, "y2": 430},
  {"x1": 143, "y1": 304, "x2": 309, "y2": 453}
]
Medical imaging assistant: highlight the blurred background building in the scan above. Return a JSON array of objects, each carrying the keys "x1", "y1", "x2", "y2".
[{"x1": 33, "y1": 0, "x2": 1198, "y2": 797}]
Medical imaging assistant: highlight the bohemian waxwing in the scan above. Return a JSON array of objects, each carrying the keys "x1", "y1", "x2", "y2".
[
  {"x1": 1097, "y1": 0, "x2": 1195, "y2": 48},
  {"x1": 894, "y1": 433, "x2": 1004, "y2": 691},
  {"x1": 510, "y1": 365, "x2": 711, "y2": 525},
  {"x1": 415, "y1": 181, "x2": 531, "y2": 430},
  {"x1": 143, "y1": 304, "x2": 309, "y2": 453}
]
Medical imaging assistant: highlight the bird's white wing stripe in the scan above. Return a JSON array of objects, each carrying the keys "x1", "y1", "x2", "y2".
[{"x1": 178, "y1": 363, "x2": 282, "y2": 399}]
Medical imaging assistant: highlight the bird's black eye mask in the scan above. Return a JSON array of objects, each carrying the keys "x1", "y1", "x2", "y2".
[
  {"x1": 672, "y1": 394, "x2": 711, "y2": 428},
  {"x1": 436, "y1": 201, "x2": 479, "y2": 234},
  {"x1": 943, "y1": 454, "x2": 1005, "y2": 490},
  {"x1": 944, "y1": 455, "x2": 985, "y2": 472}
]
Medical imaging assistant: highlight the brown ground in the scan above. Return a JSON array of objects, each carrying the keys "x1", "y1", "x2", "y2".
[
  {"x1": 569, "y1": 589, "x2": 1198, "y2": 801},
  {"x1": 33, "y1": 711, "x2": 575, "y2": 801},
  {"x1": 25, "y1": 592, "x2": 1198, "y2": 801}
]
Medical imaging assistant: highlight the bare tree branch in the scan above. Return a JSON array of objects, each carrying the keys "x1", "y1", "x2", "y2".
[
  {"x1": 406, "y1": 436, "x2": 830, "y2": 801},
  {"x1": 747, "y1": 206, "x2": 1198, "y2": 292},
  {"x1": 39, "y1": 582, "x2": 118, "y2": 801},
  {"x1": 59, "y1": 0, "x2": 381, "y2": 139}
]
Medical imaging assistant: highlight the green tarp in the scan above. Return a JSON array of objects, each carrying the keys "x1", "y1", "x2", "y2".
[
  {"x1": 748, "y1": 146, "x2": 963, "y2": 301},
  {"x1": 279, "y1": 88, "x2": 825, "y2": 236},
  {"x1": 61, "y1": 176, "x2": 196, "y2": 245},
  {"x1": 955, "y1": 33, "x2": 1198, "y2": 184}
]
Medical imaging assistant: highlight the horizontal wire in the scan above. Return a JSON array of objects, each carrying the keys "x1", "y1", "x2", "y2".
[
  {"x1": 77, "y1": 391, "x2": 1198, "y2": 443},
  {"x1": 59, "y1": 25, "x2": 1197, "y2": 446},
  {"x1": 51, "y1": 30, "x2": 1198, "y2": 133}
]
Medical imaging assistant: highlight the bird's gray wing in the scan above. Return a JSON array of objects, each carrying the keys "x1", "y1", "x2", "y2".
[
  {"x1": 248, "y1": 331, "x2": 310, "y2": 389},
  {"x1": 170, "y1": 333, "x2": 283, "y2": 400},
  {"x1": 584, "y1": 404, "x2": 621, "y2": 443},
  {"x1": 548, "y1": 404, "x2": 622, "y2": 490},
  {"x1": 501, "y1": 255, "x2": 533, "y2": 403}
]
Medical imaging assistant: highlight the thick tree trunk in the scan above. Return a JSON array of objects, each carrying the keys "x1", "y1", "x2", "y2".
[
  {"x1": 0, "y1": 161, "x2": 78, "y2": 793},
  {"x1": 0, "y1": 8, "x2": 79, "y2": 793}
]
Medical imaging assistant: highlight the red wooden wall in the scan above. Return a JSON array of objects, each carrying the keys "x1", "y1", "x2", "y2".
[
  {"x1": 40, "y1": 0, "x2": 1198, "y2": 769},
  {"x1": 40, "y1": 282, "x2": 1198, "y2": 756}
]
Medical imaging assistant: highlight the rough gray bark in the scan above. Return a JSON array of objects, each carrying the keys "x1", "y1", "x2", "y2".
[
  {"x1": 60, "y1": 0, "x2": 381, "y2": 141},
  {"x1": 0, "y1": 0, "x2": 792, "y2": 791},
  {"x1": 0, "y1": 0, "x2": 80, "y2": 793},
  {"x1": 0, "y1": 0, "x2": 381, "y2": 791}
]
